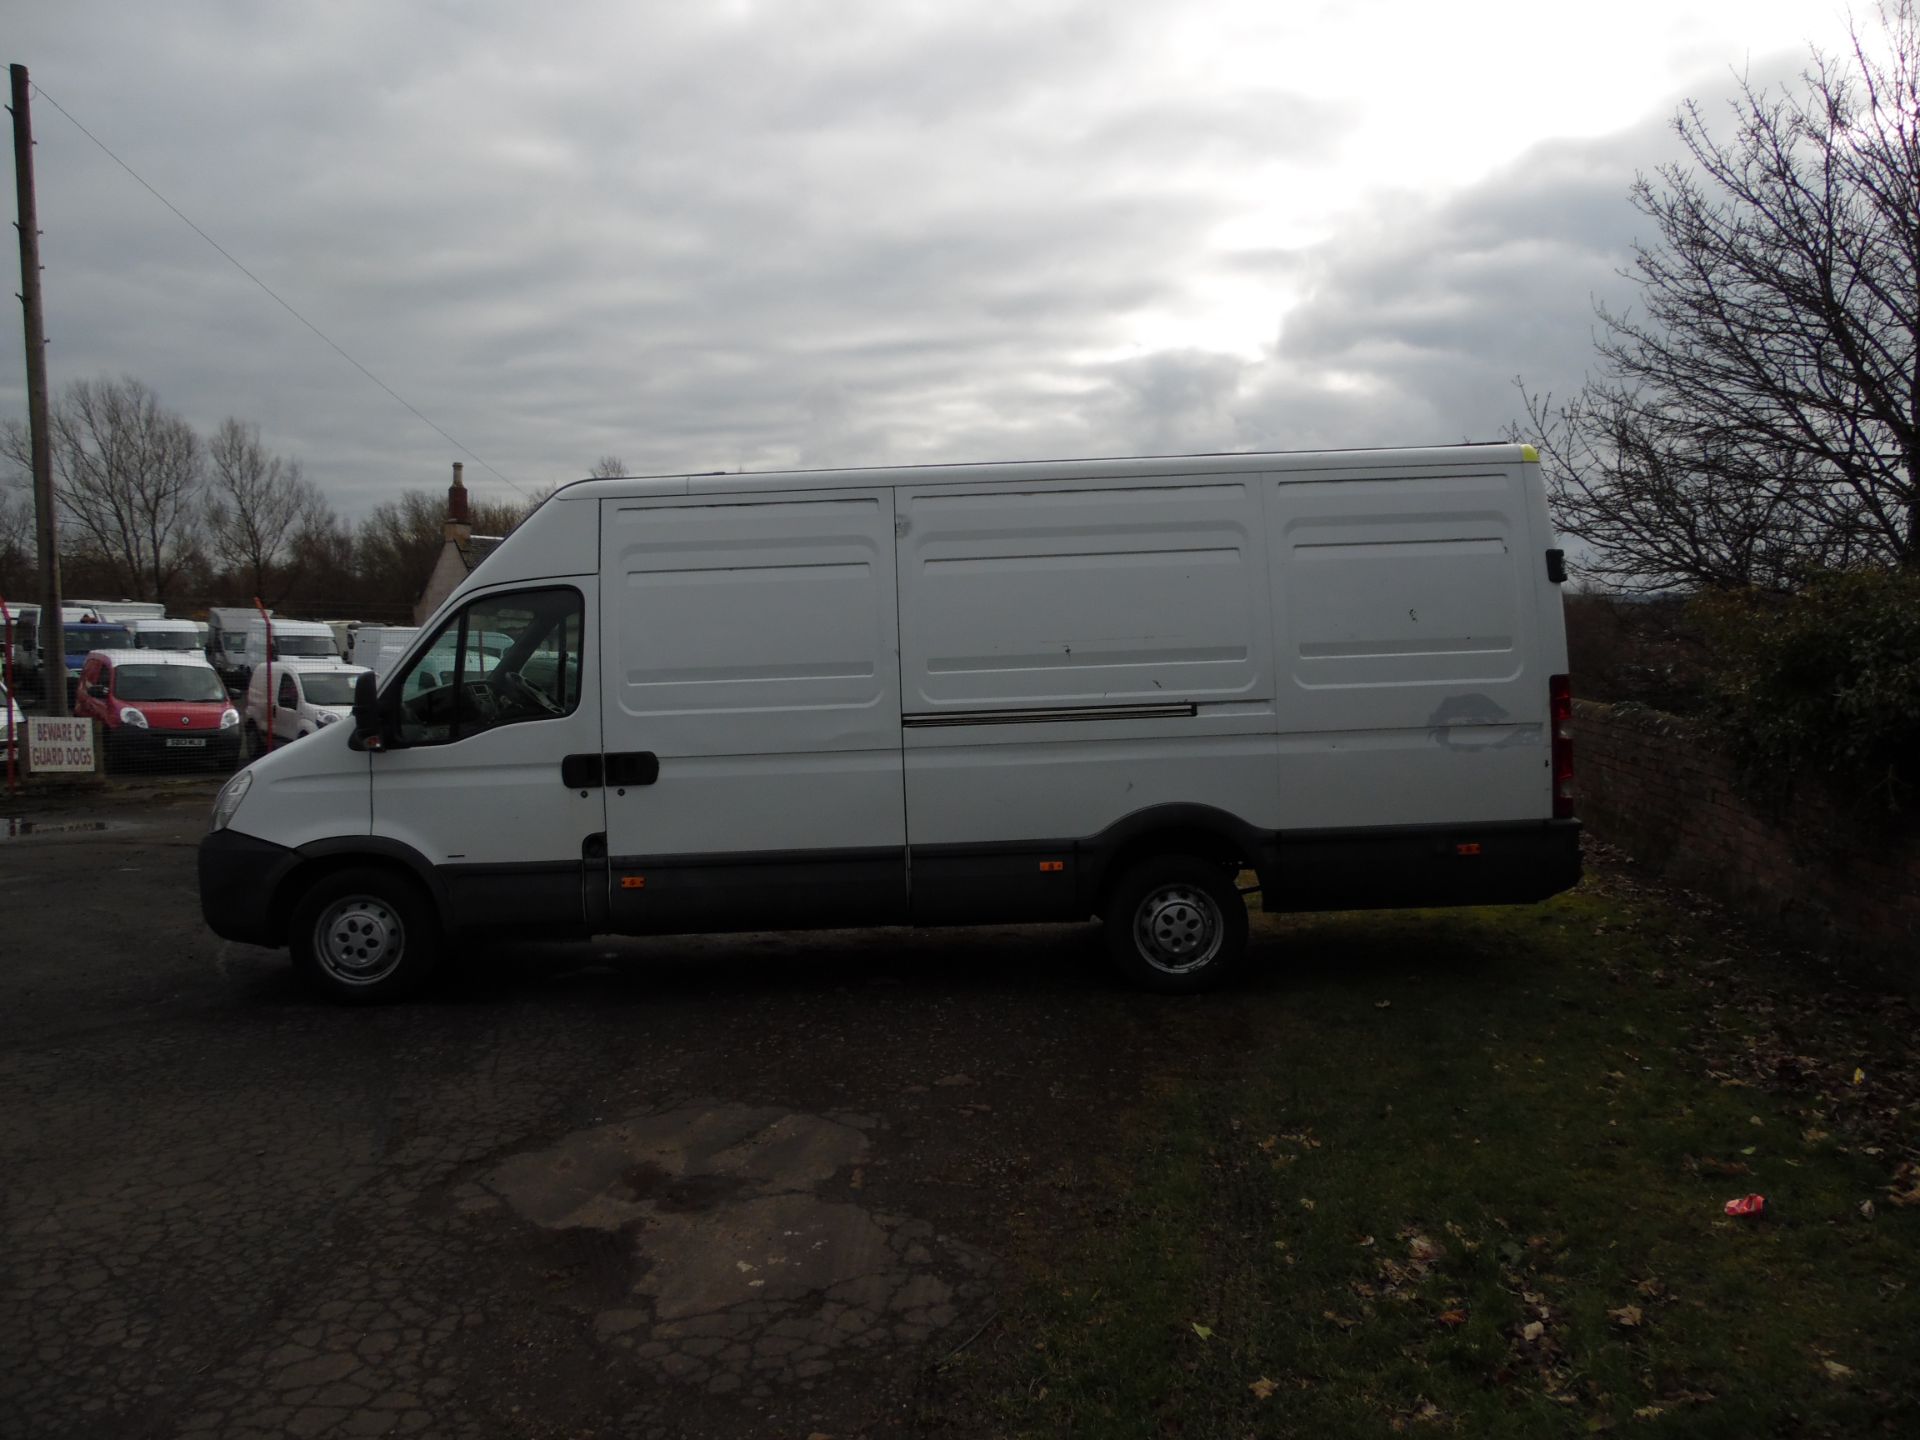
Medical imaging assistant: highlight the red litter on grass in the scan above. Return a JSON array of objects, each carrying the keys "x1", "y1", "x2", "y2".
[{"x1": 1724, "y1": 1194, "x2": 1767, "y2": 1218}]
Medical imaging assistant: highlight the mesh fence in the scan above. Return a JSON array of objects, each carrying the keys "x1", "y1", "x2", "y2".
[{"x1": 5, "y1": 666, "x2": 256, "y2": 785}]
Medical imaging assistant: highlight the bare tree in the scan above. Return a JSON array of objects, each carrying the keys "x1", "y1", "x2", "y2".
[
  {"x1": 0, "y1": 478, "x2": 32, "y2": 600},
  {"x1": 204, "y1": 418, "x2": 331, "y2": 604},
  {"x1": 1521, "y1": 3, "x2": 1920, "y2": 591},
  {"x1": 3, "y1": 376, "x2": 204, "y2": 601},
  {"x1": 589, "y1": 455, "x2": 627, "y2": 479},
  {"x1": 355, "y1": 490, "x2": 448, "y2": 611},
  {"x1": 352, "y1": 485, "x2": 540, "y2": 612}
]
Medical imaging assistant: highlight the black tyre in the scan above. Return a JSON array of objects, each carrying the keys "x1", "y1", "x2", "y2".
[
  {"x1": 289, "y1": 867, "x2": 439, "y2": 1003},
  {"x1": 1103, "y1": 854, "x2": 1249, "y2": 994}
]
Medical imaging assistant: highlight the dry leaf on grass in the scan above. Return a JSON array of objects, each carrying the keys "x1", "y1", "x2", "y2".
[
  {"x1": 1249, "y1": 1377, "x2": 1277, "y2": 1400},
  {"x1": 1608, "y1": 1304, "x2": 1645, "y2": 1328}
]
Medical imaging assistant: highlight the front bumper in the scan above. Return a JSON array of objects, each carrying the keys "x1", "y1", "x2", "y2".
[{"x1": 199, "y1": 828, "x2": 298, "y2": 947}]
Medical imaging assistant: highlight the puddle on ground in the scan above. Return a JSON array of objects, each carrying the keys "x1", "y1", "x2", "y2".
[
  {"x1": 2, "y1": 817, "x2": 137, "y2": 841},
  {"x1": 476, "y1": 1102, "x2": 994, "y2": 1398}
]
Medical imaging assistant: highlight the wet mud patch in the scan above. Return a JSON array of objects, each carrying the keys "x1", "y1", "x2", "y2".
[{"x1": 483, "y1": 1102, "x2": 993, "y2": 1397}]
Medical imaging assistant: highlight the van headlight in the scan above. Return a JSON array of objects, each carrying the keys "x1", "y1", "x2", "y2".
[
  {"x1": 120, "y1": 707, "x2": 149, "y2": 729},
  {"x1": 220, "y1": 707, "x2": 241, "y2": 729},
  {"x1": 315, "y1": 710, "x2": 339, "y2": 726},
  {"x1": 211, "y1": 768, "x2": 254, "y2": 833}
]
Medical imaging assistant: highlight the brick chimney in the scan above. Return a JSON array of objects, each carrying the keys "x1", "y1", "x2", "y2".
[{"x1": 444, "y1": 461, "x2": 471, "y2": 546}]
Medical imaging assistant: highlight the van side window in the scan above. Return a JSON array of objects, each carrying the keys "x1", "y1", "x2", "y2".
[
  {"x1": 278, "y1": 673, "x2": 299, "y2": 709},
  {"x1": 393, "y1": 587, "x2": 584, "y2": 747}
]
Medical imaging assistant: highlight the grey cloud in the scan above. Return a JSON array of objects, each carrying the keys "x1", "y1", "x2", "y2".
[{"x1": 3, "y1": 3, "x2": 1822, "y2": 520}]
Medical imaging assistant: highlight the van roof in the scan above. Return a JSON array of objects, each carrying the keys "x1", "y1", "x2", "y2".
[
  {"x1": 553, "y1": 442, "x2": 1542, "y2": 503},
  {"x1": 84, "y1": 649, "x2": 219, "y2": 668}
]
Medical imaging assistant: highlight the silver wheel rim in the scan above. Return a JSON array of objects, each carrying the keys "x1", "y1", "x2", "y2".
[
  {"x1": 1132, "y1": 883, "x2": 1224, "y2": 975},
  {"x1": 313, "y1": 894, "x2": 405, "y2": 986}
]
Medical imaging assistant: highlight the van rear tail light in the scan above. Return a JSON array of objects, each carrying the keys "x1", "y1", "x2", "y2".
[{"x1": 1550, "y1": 673, "x2": 1575, "y2": 819}]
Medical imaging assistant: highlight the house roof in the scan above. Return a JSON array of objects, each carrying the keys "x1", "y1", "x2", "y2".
[{"x1": 461, "y1": 535, "x2": 503, "y2": 572}]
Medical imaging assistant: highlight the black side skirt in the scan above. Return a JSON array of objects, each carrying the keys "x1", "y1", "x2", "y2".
[{"x1": 1266, "y1": 820, "x2": 1582, "y2": 913}]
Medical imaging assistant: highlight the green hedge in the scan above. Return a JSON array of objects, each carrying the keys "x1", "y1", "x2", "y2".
[{"x1": 1693, "y1": 569, "x2": 1920, "y2": 815}]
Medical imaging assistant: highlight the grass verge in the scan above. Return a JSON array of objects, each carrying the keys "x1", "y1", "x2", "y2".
[{"x1": 930, "y1": 855, "x2": 1919, "y2": 1437}]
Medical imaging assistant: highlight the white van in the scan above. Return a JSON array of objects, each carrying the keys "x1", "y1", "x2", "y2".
[
  {"x1": 129, "y1": 617, "x2": 206, "y2": 654},
  {"x1": 349, "y1": 625, "x2": 420, "y2": 680},
  {"x1": 215, "y1": 614, "x2": 340, "y2": 690},
  {"x1": 68, "y1": 598, "x2": 166, "y2": 624},
  {"x1": 3, "y1": 601, "x2": 40, "y2": 702},
  {"x1": 207, "y1": 607, "x2": 265, "y2": 689},
  {"x1": 248, "y1": 617, "x2": 339, "y2": 664},
  {"x1": 243, "y1": 660, "x2": 373, "y2": 753},
  {"x1": 200, "y1": 444, "x2": 1580, "y2": 1001}
]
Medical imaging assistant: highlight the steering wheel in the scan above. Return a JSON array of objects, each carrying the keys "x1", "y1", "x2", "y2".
[{"x1": 494, "y1": 667, "x2": 564, "y2": 716}]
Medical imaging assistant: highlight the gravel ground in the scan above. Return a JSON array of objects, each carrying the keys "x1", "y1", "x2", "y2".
[{"x1": 1, "y1": 785, "x2": 1232, "y2": 1439}]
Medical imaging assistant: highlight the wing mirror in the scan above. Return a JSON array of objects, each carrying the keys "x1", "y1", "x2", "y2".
[{"x1": 349, "y1": 671, "x2": 394, "y2": 751}]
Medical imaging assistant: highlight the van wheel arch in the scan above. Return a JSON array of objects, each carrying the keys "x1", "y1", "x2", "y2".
[
  {"x1": 1085, "y1": 805, "x2": 1270, "y2": 917},
  {"x1": 271, "y1": 848, "x2": 446, "y2": 946}
]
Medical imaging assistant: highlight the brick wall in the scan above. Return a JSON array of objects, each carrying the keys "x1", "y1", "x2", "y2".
[{"x1": 1575, "y1": 700, "x2": 1920, "y2": 981}]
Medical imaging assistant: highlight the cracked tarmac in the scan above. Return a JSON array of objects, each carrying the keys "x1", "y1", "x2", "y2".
[{"x1": 0, "y1": 796, "x2": 1174, "y2": 1438}]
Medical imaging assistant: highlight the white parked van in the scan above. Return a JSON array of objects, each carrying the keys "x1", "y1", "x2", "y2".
[
  {"x1": 68, "y1": 599, "x2": 166, "y2": 624},
  {"x1": 243, "y1": 660, "x2": 372, "y2": 753},
  {"x1": 199, "y1": 444, "x2": 1580, "y2": 1001},
  {"x1": 349, "y1": 625, "x2": 420, "y2": 680},
  {"x1": 129, "y1": 617, "x2": 206, "y2": 654},
  {"x1": 3, "y1": 601, "x2": 41, "y2": 702},
  {"x1": 207, "y1": 607, "x2": 265, "y2": 689},
  {"x1": 243, "y1": 617, "x2": 340, "y2": 665}
]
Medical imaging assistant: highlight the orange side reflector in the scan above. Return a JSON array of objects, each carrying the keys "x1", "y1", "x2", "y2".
[
  {"x1": 620, "y1": 875, "x2": 646, "y2": 889},
  {"x1": 1455, "y1": 843, "x2": 1482, "y2": 857},
  {"x1": 1039, "y1": 860, "x2": 1065, "y2": 873}
]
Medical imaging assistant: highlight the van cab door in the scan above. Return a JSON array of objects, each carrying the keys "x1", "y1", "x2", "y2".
[{"x1": 368, "y1": 581, "x2": 604, "y2": 934}]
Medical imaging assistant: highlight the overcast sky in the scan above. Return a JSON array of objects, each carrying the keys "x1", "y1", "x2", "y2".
[{"x1": 4, "y1": 0, "x2": 1856, "y2": 520}]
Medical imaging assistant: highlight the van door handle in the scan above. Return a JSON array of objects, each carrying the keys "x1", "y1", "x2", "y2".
[
  {"x1": 606, "y1": 751, "x2": 659, "y2": 787},
  {"x1": 561, "y1": 753, "x2": 603, "y2": 788}
]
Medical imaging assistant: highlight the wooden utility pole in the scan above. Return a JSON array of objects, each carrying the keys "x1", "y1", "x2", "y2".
[{"x1": 9, "y1": 62, "x2": 63, "y2": 716}]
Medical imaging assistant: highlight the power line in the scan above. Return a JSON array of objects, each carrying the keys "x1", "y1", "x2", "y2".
[{"x1": 28, "y1": 82, "x2": 527, "y2": 498}]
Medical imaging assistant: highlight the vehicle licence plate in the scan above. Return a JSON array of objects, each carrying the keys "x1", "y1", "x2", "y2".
[{"x1": 164, "y1": 737, "x2": 207, "y2": 748}]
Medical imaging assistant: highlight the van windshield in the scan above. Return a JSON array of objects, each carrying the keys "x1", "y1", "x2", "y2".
[
  {"x1": 272, "y1": 636, "x2": 336, "y2": 658},
  {"x1": 299, "y1": 673, "x2": 360, "y2": 706},
  {"x1": 135, "y1": 631, "x2": 201, "y2": 651},
  {"x1": 66, "y1": 624, "x2": 132, "y2": 653},
  {"x1": 114, "y1": 665, "x2": 226, "y2": 702}
]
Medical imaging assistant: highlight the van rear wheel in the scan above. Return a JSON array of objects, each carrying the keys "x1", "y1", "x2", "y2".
[
  {"x1": 290, "y1": 867, "x2": 439, "y2": 1003},
  {"x1": 1104, "y1": 854, "x2": 1248, "y2": 994}
]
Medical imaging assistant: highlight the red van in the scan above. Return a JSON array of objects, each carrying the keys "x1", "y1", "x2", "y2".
[{"x1": 73, "y1": 650, "x2": 242, "y2": 770}]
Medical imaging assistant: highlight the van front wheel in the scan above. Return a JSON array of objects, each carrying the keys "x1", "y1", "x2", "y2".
[
  {"x1": 1104, "y1": 855, "x2": 1248, "y2": 994},
  {"x1": 290, "y1": 868, "x2": 439, "y2": 1003}
]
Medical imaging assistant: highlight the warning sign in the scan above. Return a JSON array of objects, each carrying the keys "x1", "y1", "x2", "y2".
[{"x1": 28, "y1": 717, "x2": 95, "y2": 774}]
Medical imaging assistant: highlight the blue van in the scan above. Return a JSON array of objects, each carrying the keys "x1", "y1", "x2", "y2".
[{"x1": 61, "y1": 621, "x2": 134, "y2": 705}]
